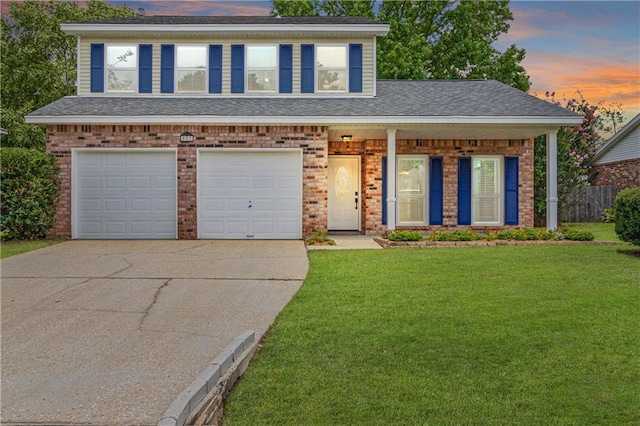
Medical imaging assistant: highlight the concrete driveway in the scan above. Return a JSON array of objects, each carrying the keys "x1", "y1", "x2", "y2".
[{"x1": 1, "y1": 240, "x2": 308, "y2": 425}]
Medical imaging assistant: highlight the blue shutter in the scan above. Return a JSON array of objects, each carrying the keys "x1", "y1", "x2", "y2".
[
  {"x1": 279, "y1": 44, "x2": 293, "y2": 93},
  {"x1": 382, "y1": 157, "x2": 387, "y2": 225},
  {"x1": 301, "y1": 44, "x2": 314, "y2": 93},
  {"x1": 160, "y1": 44, "x2": 174, "y2": 93},
  {"x1": 458, "y1": 157, "x2": 472, "y2": 225},
  {"x1": 209, "y1": 44, "x2": 222, "y2": 93},
  {"x1": 430, "y1": 157, "x2": 444, "y2": 225},
  {"x1": 505, "y1": 157, "x2": 519, "y2": 225},
  {"x1": 349, "y1": 43, "x2": 363, "y2": 93},
  {"x1": 90, "y1": 44, "x2": 104, "y2": 93},
  {"x1": 139, "y1": 44, "x2": 152, "y2": 93},
  {"x1": 231, "y1": 44, "x2": 244, "y2": 93}
]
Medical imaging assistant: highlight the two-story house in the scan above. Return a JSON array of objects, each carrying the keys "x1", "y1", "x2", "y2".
[{"x1": 26, "y1": 16, "x2": 582, "y2": 240}]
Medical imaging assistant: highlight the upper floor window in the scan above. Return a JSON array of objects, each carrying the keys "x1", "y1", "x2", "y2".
[
  {"x1": 317, "y1": 45, "x2": 347, "y2": 92},
  {"x1": 176, "y1": 46, "x2": 207, "y2": 92},
  {"x1": 106, "y1": 45, "x2": 137, "y2": 92},
  {"x1": 247, "y1": 45, "x2": 277, "y2": 92}
]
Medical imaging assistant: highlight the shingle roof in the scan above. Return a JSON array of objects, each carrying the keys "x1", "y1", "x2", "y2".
[
  {"x1": 27, "y1": 80, "x2": 580, "y2": 122},
  {"x1": 70, "y1": 15, "x2": 382, "y2": 25}
]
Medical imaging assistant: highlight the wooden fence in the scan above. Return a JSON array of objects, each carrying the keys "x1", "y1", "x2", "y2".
[{"x1": 561, "y1": 185, "x2": 618, "y2": 223}]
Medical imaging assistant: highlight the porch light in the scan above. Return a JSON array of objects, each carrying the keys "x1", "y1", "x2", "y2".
[{"x1": 341, "y1": 135, "x2": 352, "y2": 142}]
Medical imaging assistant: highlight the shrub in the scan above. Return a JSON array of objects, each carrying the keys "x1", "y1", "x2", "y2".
[
  {"x1": 306, "y1": 228, "x2": 335, "y2": 245},
  {"x1": 563, "y1": 229, "x2": 594, "y2": 241},
  {"x1": 384, "y1": 230, "x2": 424, "y2": 241},
  {"x1": 614, "y1": 186, "x2": 640, "y2": 246},
  {"x1": 1, "y1": 148, "x2": 60, "y2": 240},
  {"x1": 601, "y1": 207, "x2": 616, "y2": 223},
  {"x1": 496, "y1": 229, "x2": 557, "y2": 241},
  {"x1": 428, "y1": 230, "x2": 482, "y2": 242}
]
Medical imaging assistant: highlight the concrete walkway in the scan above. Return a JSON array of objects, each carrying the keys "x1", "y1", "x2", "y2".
[
  {"x1": 0, "y1": 240, "x2": 307, "y2": 425},
  {"x1": 306, "y1": 235, "x2": 383, "y2": 250}
]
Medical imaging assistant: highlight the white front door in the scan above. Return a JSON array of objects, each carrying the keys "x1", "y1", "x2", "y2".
[{"x1": 328, "y1": 156, "x2": 360, "y2": 230}]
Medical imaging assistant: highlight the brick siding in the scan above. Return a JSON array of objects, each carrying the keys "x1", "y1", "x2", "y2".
[
  {"x1": 46, "y1": 124, "x2": 534, "y2": 239},
  {"x1": 591, "y1": 159, "x2": 640, "y2": 190}
]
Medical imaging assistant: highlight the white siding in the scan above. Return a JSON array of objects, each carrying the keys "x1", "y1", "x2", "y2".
[
  {"x1": 595, "y1": 124, "x2": 640, "y2": 164},
  {"x1": 79, "y1": 35, "x2": 375, "y2": 96}
]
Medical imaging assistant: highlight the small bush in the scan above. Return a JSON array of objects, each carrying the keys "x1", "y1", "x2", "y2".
[
  {"x1": 496, "y1": 229, "x2": 557, "y2": 241},
  {"x1": 614, "y1": 186, "x2": 640, "y2": 246},
  {"x1": 601, "y1": 207, "x2": 616, "y2": 223},
  {"x1": 384, "y1": 230, "x2": 424, "y2": 241},
  {"x1": 428, "y1": 230, "x2": 482, "y2": 241},
  {"x1": 306, "y1": 228, "x2": 335, "y2": 245},
  {"x1": 563, "y1": 229, "x2": 594, "y2": 241},
  {"x1": 1, "y1": 148, "x2": 60, "y2": 240}
]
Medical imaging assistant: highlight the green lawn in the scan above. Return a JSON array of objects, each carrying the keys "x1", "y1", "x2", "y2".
[
  {"x1": 563, "y1": 222, "x2": 619, "y2": 241},
  {"x1": 224, "y1": 245, "x2": 639, "y2": 425},
  {"x1": 0, "y1": 238, "x2": 66, "y2": 259}
]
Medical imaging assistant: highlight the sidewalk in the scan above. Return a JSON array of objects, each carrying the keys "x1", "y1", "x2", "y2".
[{"x1": 306, "y1": 235, "x2": 382, "y2": 250}]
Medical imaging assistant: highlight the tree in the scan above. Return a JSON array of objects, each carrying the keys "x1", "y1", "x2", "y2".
[
  {"x1": 533, "y1": 92, "x2": 623, "y2": 226},
  {"x1": 1, "y1": 0, "x2": 135, "y2": 150},
  {"x1": 271, "y1": 0, "x2": 530, "y2": 90}
]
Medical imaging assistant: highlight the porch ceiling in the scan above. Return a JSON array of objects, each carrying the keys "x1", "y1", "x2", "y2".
[{"x1": 328, "y1": 123, "x2": 556, "y2": 142}]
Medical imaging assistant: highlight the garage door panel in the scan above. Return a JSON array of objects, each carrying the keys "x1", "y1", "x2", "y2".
[
  {"x1": 198, "y1": 150, "x2": 302, "y2": 239},
  {"x1": 75, "y1": 151, "x2": 176, "y2": 239}
]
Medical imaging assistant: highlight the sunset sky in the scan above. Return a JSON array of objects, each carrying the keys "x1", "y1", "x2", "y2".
[{"x1": 3, "y1": 0, "x2": 639, "y2": 128}]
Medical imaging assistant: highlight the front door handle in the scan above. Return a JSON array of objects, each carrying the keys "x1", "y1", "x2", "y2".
[{"x1": 355, "y1": 197, "x2": 358, "y2": 210}]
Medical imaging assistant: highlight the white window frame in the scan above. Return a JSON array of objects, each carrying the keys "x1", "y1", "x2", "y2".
[
  {"x1": 246, "y1": 44, "x2": 278, "y2": 93},
  {"x1": 396, "y1": 155, "x2": 429, "y2": 225},
  {"x1": 175, "y1": 44, "x2": 208, "y2": 93},
  {"x1": 316, "y1": 44, "x2": 348, "y2": 93},
  {"x1": 471, "y1": 155, "x2": 503, "y2": 226},
  {"x1": 105, "y1": 44, "x2": 138, "y2": 93}
]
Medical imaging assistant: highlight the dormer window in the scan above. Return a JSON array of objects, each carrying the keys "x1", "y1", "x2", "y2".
[
  {"x1": 176, "y1": 45, "x2": 207, "y2": 92},
  {"x1": 317, "y1": 45, "x2": 347, "y2": 92},
  {"x1": 247, "y1": 45, "x2": 277, "y2": 93},
  {"x1": 106, "y1": 45, "x2": 137, "y2": 92}
]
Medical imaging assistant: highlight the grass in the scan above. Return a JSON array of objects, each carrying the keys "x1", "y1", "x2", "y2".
[
  {"x1": 224, "y1": 245, "x2": 639, "y2": 425},
  {"x1": 0, "y1": 238, "x2": 66, "y2": 259},
  {"x1": 563, "y1": 222, "x2": 619, "y2": 241}
]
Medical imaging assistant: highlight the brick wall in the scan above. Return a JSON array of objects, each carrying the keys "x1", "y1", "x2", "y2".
[
  {"x1": 329, "y1": 138, "x2": 535, "y2": 234},
  {"x1": 591, "y1": 159, "x2": 640, "y2": 190},
  {"x1": 46, "y1": 124, "x2": 328, "y2": 239}
]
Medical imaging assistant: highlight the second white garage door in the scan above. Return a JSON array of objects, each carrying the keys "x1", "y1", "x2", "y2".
[{"x1": 198, "y1": 150, "x2": 302, "y2": 239}]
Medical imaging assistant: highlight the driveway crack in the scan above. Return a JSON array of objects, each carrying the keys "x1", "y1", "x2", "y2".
[{"x1": 139, "y1": 279, "x2": 171, "y2": 330}]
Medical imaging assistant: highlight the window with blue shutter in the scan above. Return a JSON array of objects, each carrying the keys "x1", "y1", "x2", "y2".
[
  {"x1": 209, "y1": 45, "x2": 222, "y2": 93},
  {"x1": 160, "y1": 44, "x2": 174, "y2": 93},
  {"x1": 279, "y1": 44, "x2": 293, "y2": 93},
  {"x1": 90, "y1": 44, "x2": 104, "y2": 93},
  {"x1": 458, "y1": 157, "x2": 472, "y2": 225},
  {"x1": 382, "y1": 157, "x2": 387, "y2": 225},
  {"x1": 504, "y1": 157, "x2": 519, "y2": 225},
  {"x1": 301, "y1": 44, "x2": 314, "y2": 93},
  {"x1": 231, "y1": 44, "x2": 244, "y2": 93},
  {"x1": 139, "y1": 44, "x2": 152, "y2": 93},
  {"x1": 430, "y1": 157, "x2": 444, "y2": 225},
  {"x1": 349, "y1": 44, "x2": 363, "y2": 93}
]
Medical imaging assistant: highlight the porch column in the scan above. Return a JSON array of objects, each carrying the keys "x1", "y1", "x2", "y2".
[
  {"x1": 386, "y1": 128, "x2": 397, "y2": 230},
  {"x1": 546, "y1": 130, "x2": 558, "y2": 230}
]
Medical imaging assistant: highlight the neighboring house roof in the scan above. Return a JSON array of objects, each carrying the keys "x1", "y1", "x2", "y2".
[
  {"x1": 592, "y1": 113, "x2": 640, "y2": 164},
  {"x1": 61, "y1": 15, "x2": 390, "y2": 36},
  {"x1": 0, "y1": 127, "x2": 8, "y2": 135}
]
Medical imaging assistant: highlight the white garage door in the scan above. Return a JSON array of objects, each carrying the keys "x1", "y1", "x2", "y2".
[
  {"x1": 198, "y1": 150, "x2": 302, "y2": 239},
  {"x1": 74, "y1": 150, "x2": 177, "y2": 239}
]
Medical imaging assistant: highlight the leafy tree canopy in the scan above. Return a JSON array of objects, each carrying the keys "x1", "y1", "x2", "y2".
[
  {"x1": 1, "y1": 0, "x2": 135, "y2": 150},
  {"x1": 271, "y1": 0, "x2": 530, "y2": 90}
]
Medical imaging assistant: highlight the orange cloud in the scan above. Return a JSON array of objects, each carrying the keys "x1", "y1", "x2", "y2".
[{"x1": 525, "y1": 50, "x2": 640, "y2": 118}]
